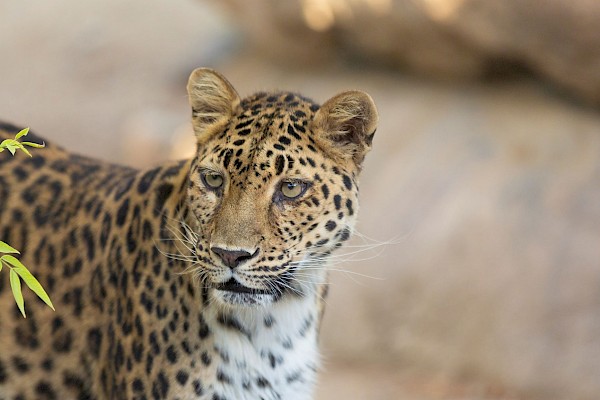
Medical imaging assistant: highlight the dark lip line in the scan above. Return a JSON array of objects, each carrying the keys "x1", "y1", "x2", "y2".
[{"x1": 215, "y1": 278, "x2": 270, "y2": 295}]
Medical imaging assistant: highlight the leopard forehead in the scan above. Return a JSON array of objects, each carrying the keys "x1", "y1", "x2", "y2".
[
  {"x1": 189, "y1": 89, "x2": 357, "y2": 220},
  {"x1": 194, "y1": 92, "x2": 334, "y2": 187}
]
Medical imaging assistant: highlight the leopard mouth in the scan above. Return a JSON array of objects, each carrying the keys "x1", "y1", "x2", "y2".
[{"x1": 215, "y1": 278, "x2": 270, "y2": 295}]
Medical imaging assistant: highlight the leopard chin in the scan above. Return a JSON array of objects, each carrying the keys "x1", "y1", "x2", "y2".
[{"x1": 212, "y1": 287, "x2": 277, "y2": 307}]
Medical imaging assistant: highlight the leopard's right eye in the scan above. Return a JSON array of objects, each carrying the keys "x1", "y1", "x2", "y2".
[
  {"x1": 280, "y1": 180, "x2": 305, "y2": 199},
  {"x1": 201, "y1": 172, "x2": 224, "y2": 190}
]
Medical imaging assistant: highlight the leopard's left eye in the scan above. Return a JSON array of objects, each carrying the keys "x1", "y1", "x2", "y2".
[{"x1": 279, "y1": 180, "x2": 308, "y2": 200}]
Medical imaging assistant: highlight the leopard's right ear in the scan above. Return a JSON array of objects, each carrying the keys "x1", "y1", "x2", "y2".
[{"x1": 187, "y1": 68, "x2": 240, "y2": 141}]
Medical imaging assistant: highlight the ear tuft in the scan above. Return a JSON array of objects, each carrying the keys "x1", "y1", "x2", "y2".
[
  {"x1": 312, "y1": 91, "x2": 378, "y2": 166},
  {"x1": 187, "y1": 68, "x2": 240, "y2": 139}
]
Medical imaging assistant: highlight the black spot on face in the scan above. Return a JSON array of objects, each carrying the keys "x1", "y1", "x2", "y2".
[
  {"x1": 321, "y1": 184, "x2": 329, "y2": 199},
  {"x1": 333, "y1": 195, "x2": 342, "y2": 210},
  {"x1": 342, "y1": 174, "x2": 352, "y2": 190},
  {"x1": 346, "y1": 198, "x2": 354, "y2": 216},
  {"x1": 287, "y1": 124, "x2": 301, "y2": 140},
  {"x1": 193, "y1": 379, "x2": 204, "y2": 395},
  {"x1": 338, "y1": 228, "x2": 351, "y2": 242},
  {"x1": 316, "y1": 238, "x2": 329, "y2": 247},
  {"x1": 176, "y1": 370, "x2": 189, "y2": 386},
  {"x1": 235, "y1": 119, "x2": 254, "y2": 130},
  {"x1": 201, "y1": 351, "x2": 212, "y2": 366},
  {"x1": 275, "y1": 155, "x2": 285, "y2": 176},
  {"x1": 325, "y1": 220, "x2": 337, "y2": 231},
  {"x1": 223, "y1": 149, "x2": 233, "y2": 169}
]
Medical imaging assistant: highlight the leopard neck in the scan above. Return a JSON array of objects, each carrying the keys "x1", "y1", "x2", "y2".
[{"x1": 200, "y1": 290, "x2": 322, "y2": 400}]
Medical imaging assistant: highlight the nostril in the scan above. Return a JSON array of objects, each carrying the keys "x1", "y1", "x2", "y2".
[{"x1": 211, "y1": 247, "x2": 258, "y2": 269}]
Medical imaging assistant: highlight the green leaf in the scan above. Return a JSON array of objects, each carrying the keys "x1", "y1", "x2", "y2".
[
  {"x1": 0, "y1": 241, "x2": 20, "y2": 254},
  {"x1": 14, "y1": 271, "x2": 54, "y2": 311},
  {"x1": 10, "y1": 268, "x2": 26, "y2": 318},
  {"x1": 3, "y1": 255, "x2": 55, "y2": 311},
  {"x1": 15, "y1": 127, "x2": 29, "y2": 140},
  {"x1": 1, "y1": 254, "x2": 24, "y2": 268},
  {"x1": 1, "y1": 138, "x2": 19, "y2": 148},
  {"x1": 1, "y1": 139, "x2": 30, "y2": 156},
  {"x1": 18, "y1": 145, "x2": 32, "y2": 157},
  {"x1": 21, "y1": 141, "x2": 45, "y2": 149}
]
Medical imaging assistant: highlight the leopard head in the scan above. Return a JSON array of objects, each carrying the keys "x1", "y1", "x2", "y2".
[{"x1": 184, "y1": 68, "x2": 378, "y2": 307}]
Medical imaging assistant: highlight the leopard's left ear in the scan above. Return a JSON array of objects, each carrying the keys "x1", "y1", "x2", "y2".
[{"x1": 312, "y1": 90, "x2": 378, "y2": 166}]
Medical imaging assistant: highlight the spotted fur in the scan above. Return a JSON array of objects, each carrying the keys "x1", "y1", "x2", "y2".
[{"x1": 0, "y1": 68, "x2": 378, "y2": 400}]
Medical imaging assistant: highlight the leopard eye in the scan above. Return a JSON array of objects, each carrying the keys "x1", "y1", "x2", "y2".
[
  {"x1": 202, "y1": 172, "x2": 224, "y2": 190},
  {"x1": 280, "y1": 180, "x2": 307, "y2": 200}
]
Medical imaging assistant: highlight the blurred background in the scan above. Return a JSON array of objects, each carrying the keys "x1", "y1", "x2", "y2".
[{"x1": 2, "y1": 1, "x2": 600, "y2": 399}]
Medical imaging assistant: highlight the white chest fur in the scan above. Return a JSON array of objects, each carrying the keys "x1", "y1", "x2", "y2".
[{"x1": 202, "y1": 296, "x2": 320, "y2": 400}]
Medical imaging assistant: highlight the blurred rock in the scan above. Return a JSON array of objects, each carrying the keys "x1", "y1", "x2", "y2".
[
  {"x1": 119, "y1": 109, "x2": 196, "y2": 166},
  {"x1": 318, "y1": 78, "x2": 600, "y2": 400},
  {"x1": 0, "y1": 0, "x2": 235, "y2": 164},
  {"x1": 223, "y1": 0, "x2": 600, "y2": 105}
]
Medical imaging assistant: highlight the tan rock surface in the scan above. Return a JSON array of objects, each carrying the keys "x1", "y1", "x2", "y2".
[{"x1": 223, "y1": 0, "x2": 600, "y2": 105}]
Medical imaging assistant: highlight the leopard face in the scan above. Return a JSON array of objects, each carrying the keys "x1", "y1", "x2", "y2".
[{"x1": 183, "y1": 69, "x2": 378, "y2": 307}]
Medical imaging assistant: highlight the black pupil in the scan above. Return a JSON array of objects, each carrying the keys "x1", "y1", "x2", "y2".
[{"x1": 208, "y1": 174, "x2": 220, "y2": 185}]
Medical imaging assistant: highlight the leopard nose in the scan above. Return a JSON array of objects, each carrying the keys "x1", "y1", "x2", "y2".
[{"x1": 211, "y1": 247, "x2": 258, "y2": 269}]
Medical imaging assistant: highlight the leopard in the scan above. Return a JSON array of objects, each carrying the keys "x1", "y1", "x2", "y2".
[{"x1": 0, "y1": 68, "x2": 378, "y2": 400}]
